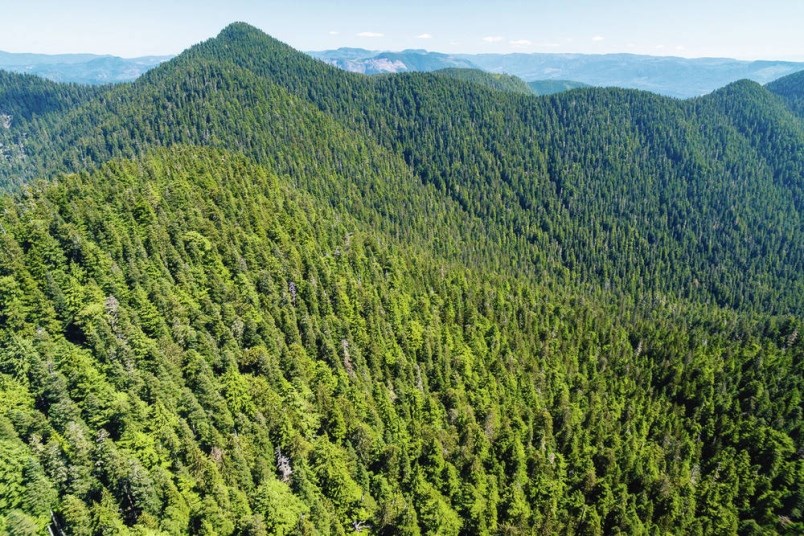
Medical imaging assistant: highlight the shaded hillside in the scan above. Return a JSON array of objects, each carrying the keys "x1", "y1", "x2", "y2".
[
  {"x1": 0, "y1": 70, "x2": 103, "y2": 121},
  {"x1": 767, "y1": 69, "x2": 804, "y2": 119},
  {"x1": 0, "y1": 22, "x2": 801, "y2": 536}
]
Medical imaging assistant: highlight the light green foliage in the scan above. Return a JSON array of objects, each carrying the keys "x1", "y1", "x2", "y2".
[
  {"x1": 3, "y1": 510, "x2": 40, "y2": 536},
  {"x1": 253, "y1": 479, "x2": 308, "y2": 535},
  {"x1": 414, "y1": 475, "x2": 462, "y2": 536},
  {"x1": 0, "y1": 437, "x2": 56, "y2": 531}
]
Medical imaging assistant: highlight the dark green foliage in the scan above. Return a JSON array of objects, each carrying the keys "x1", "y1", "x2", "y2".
[
  {"x1": 767, "y1": 69, "x2": 804, "y2": 119},
  {"x1": 0, "y1": 70, "x2": 102, "y2": 122},
  {"x1": 0, "y1": 23, "x2": 801, "y2": 535}
]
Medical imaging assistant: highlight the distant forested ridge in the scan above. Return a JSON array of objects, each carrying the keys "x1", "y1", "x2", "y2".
[
  {"x1": 527, "y1": 79, "x2": 590, "y2": 96},
  {"x1": 0, "y1": 23, "x2": 801, "y2": 535},
  {"x1": 431, "y1": 69, "x2": 534, "y2": 95}
]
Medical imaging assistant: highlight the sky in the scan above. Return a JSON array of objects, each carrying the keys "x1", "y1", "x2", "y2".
[{"x1": 0, "y1": 0, "x2": 802, "y2": 61}]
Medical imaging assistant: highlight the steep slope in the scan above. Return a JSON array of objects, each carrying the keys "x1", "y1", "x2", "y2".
[
  {"x1": 0, "y1": 70, "x2": 104, "y2": 122},
  {"x1": 0, "y1": 23, "x2": 801, "y2": 316},
  {"x1": 0, "y1": 57, "x2": 518, "y2": 282},
  {"x1": 0, "y1": 147, "x2": 800, "y2": 534},
  {"x1": 180, "y1": 24, "x2": 804, "y2": 312},
  {"x1": 0, "y1": 71, "x2": 106, "y2": 173},
  {"x1": 767, "y1": 69, "x2": 804, "y2": 119}
]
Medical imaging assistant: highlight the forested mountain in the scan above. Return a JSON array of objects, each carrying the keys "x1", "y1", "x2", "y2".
[{"x1": 0, "y1": 23, "x2": 801, "y2": 535}]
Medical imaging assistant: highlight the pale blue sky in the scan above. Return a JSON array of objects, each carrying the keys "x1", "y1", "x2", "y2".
[{"x1": 1, "y1": 0, "x2": 802, "y2": 60}]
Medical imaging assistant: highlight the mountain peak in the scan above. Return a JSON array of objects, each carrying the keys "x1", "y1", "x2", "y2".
[
  {"x1": 154, "y1": 21, "x2": 334, "y2": 83},
  {"x1": 181, "y1": 21, "x2": 300, "y2": 59},
  {"x1": 218, "y1": 21, "x2": 267, "y2": 38},
  {"x1": 216, "y1": 21, "x2": 268, "y2": 42},
  {"x1": 208, "y1": 21, "x2": 290, "y2": 53},
  {"x1": 705, "y1": 78, "x2": 772, "y2": 103}
]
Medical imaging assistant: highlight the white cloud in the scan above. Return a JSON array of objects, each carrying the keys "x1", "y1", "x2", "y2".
[
  {"x1": 592, "y1": 35, "x2": 605, "y2": 42},
  {"x1": 482, "y1": 36, "x2": 504, "y2": 43},
  {"x1": 357, "y1": 32, "x2": 384, "y2": 38},
  {"x1": 329, "y1": 31, "x2": 339, "y2": 35},
  {"x1": 509, "y1": 39, "x2": 532, "y2": 47},
  {"x1": 416, "y1": 33, "x2": 433, "y2": 40}
]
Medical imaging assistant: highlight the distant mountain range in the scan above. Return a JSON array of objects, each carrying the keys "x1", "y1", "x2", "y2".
[
  {"x1": 308, "y1": 48, "x2": 804, "y2": 98},
  {"x1": 2, "y1": 46, "x2": 802, "y2": 99},
  {"x1": 0, "y1": 51, "x2": 171, "y2": 84},
  {"x1": 309, "y1": 48, "x2": 477, "y2": 74}
]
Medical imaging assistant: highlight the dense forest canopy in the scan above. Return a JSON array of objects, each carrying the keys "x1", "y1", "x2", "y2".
[{"x1": 0, "y1": 23, "x2": 801, "y2": 535}]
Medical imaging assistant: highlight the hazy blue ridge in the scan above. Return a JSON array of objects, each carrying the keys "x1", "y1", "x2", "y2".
[
  {"x1": 309, "y1": 48, "x2": 804, "y2": 97},
  {"x1": 0, "y1": 50, "x2": 172, "y2": 84}
]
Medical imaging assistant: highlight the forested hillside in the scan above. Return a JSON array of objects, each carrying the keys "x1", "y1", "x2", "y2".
[
  {"x1": 0, "y1": 71, "x2": 102, "y2": 123},
  {"x1": 0, "y1": 23, "x2": 801, "y2": 535},
  {"x1": 1, "y1": 147, "x2": 800, "y2": 535}
]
